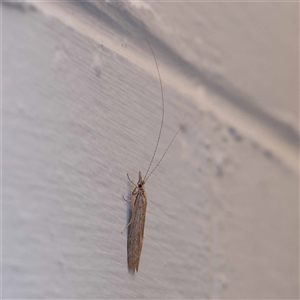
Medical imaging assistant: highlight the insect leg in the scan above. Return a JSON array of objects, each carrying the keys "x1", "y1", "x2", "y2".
[
  {"x1": 127, "y1": 173, "x2": 137, "y2": 187},
  {"x1": 121, "y1": 218, "x2": 132, "y2": 234},
  {"x1": 122, "y1": 195, "x2": 132, "y2": 202}
]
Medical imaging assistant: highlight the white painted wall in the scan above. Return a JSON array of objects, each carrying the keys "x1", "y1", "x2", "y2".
[{"x1": 2, "y1": 1, "x2": 299, "y2": 299}]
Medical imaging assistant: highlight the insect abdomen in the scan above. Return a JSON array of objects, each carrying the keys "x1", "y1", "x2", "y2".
[{"x1": 127, "y1": 192, "x2": 147, "y2": 273}]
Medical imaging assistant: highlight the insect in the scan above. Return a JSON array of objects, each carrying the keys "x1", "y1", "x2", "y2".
[{"x1": 123, "y1": 39, "x2": 181, "y2": 274}]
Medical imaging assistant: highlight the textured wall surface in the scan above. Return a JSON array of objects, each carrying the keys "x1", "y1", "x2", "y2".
[{"x1": 2, "y1": 2, "x2": 299, "y2": 299}]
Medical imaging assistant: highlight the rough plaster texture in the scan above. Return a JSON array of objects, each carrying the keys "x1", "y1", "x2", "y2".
[{"x1": 2, "y1": 1, "x2": 299, "y2": 299}]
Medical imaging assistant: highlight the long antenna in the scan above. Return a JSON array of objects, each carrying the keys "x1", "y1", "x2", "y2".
[
  {"x1": 145, "y1": 125, "x2": 182, "y2": 182},
  {"x1": 143, "y1": 38, "x2": 165, "y2": 181}
]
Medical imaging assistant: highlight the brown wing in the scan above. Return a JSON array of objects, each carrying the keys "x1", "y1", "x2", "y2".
[
  {"x1": 127, "y1": 191, "x2": 136, "y2": 242},
  {"x1": 127, "y1": 191, "x2": 147, "y2": 273}
]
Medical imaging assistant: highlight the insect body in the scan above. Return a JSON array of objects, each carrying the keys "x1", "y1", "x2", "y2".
[{"x1": 127, "y1": 171, "x2": 147, "y2": 273}]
